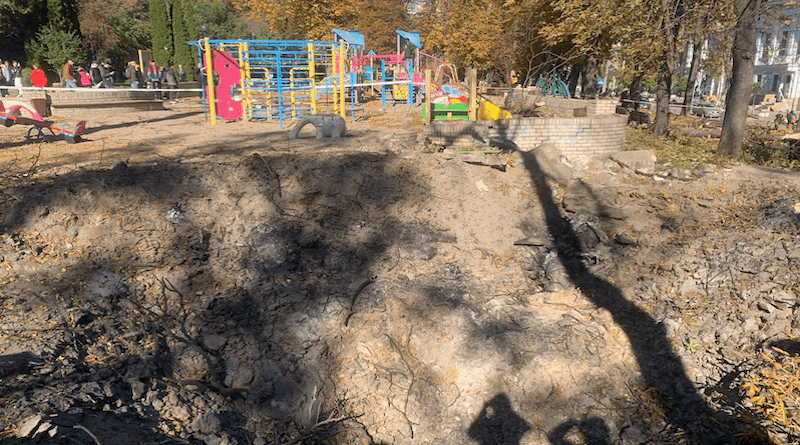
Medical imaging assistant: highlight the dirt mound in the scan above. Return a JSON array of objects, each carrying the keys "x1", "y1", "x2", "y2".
[{"x1": 1, "y1": 103, "x2": 800, "y2": 444}]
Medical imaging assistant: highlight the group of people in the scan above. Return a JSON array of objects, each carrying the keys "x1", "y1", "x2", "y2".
[
  {"x1": 0, "y1": 57, "x2": 190, "y2": 103},
  {"x1": 62, "y1": 58, "x2": 116, "y2": 89},
  {"x1": 126, "y1": 61, "x2": 187, "y2": 101},
  {"x1": 61, "y1": 58, "x2": 188, "y2": 101},
  {"x1": 0, "y1": 58, "x2": 27, "y2": 97}
]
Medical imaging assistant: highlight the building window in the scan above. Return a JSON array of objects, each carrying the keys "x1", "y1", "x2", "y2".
[
  {"x1": 779, "y1": 31, "x2": 788, "y2": 56},
  {"x1": 797, "y1": 31, "x2": 800, "y2": 55},
  {"x1": 773, "y1": 74, "x2": 780, "y2": 92},
  {"x1": 762, "y1": 33, "x2": 772, "y2": 59}
]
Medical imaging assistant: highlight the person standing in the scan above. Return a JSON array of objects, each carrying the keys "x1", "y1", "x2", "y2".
[
  {"x1": 30, "y1": 63, "x2": 47, "y2": 88},
  {"x1": 125, "y1": 60, "x2": 139, "y2": 88},
  {"x1": 10, "y1": 61, "x2": 23, "y2": 96},
  {"x1": 177, "y1": 64, "x2": 187, "y2": 82},
  {"x1": 163, "y1": 64, "x2": 178, "y2": 101},
  {"x1": 194, "y1": 62, "x2": 204, "y2": 88},
  {"x1": 78, "y1": 67, "x2": 92, "y2": 87},
  {"x1": 62, "y1": 59, "x2": 77, "y2": 88},
  {"x1": 0, "y1": 59, "x2": 7, "y2": 97},
  {"x1": 2, "y1": 61, "x2": 11, "y2": 96},
  {"x1": 100, "y1": 61, "x2": 115, "y2": 88},
  {"x1": 135, "y1": 63, "x2": 145, "y2": 90},
  {"x1": 90, "y1": 61, "x2": 102, "y2": 87}
]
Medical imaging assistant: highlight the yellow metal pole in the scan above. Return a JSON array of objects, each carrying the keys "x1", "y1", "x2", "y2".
[
  {"x1": 239, "y1": 41, "x2": 248, "y2": 119},
  {"x1": 203, "y1": 38, "x2": 216, "y2": 125},
  {"x1": 338, "y1": 44, "x2": 345, "y2": 118},
  {"x1": 290, "y1": 69, "x2": 296, "y2": 118},
  {"x1": 308, "y1": 43, "x2": 317, "y2": 114}
]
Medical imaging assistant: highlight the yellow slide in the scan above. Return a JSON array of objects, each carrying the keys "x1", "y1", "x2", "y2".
[{"x1": 478, "y1": 99, "x2": 512, "y2": 120}]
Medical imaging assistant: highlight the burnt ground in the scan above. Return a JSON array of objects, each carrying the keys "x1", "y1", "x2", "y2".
[{"x1": 0, "y1": 100, "x2": 799, "y2": 444}]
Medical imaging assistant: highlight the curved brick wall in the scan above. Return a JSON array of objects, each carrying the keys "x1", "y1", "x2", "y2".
[
  {"x1": 47, "y1": 89, "x2": 165, "y2": 114},
  {"x1": 423, "y1": 114, "x2": 628, "y2": 159}
]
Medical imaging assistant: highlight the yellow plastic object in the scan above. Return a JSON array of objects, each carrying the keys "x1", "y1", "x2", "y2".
[{"x1": 478, "y1": 99, "x2": 512, "y2": 120}]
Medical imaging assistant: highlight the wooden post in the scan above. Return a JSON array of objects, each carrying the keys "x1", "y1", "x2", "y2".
[
  {"x1": 468, "y1": 67, "x2": 477, "y2": 121},
  {"x1": 425, "y1": 69, "x2": 432, "y2": 124}
]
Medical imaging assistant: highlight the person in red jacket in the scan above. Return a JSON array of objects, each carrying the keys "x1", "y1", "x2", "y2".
[{"x1": 30, "y1": 63, "x2": 47, "y2": 88}]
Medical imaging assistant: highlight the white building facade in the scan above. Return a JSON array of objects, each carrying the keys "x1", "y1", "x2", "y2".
[{"x1": 754, "y1": 8, "x2": 800, "y2": 110}]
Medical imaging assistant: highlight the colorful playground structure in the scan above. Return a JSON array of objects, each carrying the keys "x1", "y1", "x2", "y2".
[
  {"x1": 190, "y1": 29, "x2": 510, "y2": 127},
  {"x1": 0, "y1": 100, "x2": 86, "y2": 143}
]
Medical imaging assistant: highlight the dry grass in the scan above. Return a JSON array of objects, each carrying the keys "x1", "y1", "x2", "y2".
[
  {"x1": 625, "y1": 120, "x2": 800, "y2": 172},
  {"x1": 739, "y1": 345, "x2": 800, "y2": 444}
]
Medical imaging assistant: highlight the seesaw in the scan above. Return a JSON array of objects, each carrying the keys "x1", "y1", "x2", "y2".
[{"x1": 0, "y1": 100, "x2": 86, "y2": 144}]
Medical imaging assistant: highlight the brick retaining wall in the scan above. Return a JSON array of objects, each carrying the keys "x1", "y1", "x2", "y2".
[
  {"x1": 423, "y1": 114, "x2": 627, "y2": 159},
  {"x1": 47, "y1": 89, "x2": 165, "y2": 114},
  {"x1": 540, "y1": 97, "x2": 618, "y2": 115},
  {"x1": 505, "y1": 89, "x2": 618, "y2": 116}
]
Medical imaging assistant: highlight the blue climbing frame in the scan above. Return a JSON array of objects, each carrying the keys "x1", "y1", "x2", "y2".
[{"x1": 190, "y1": 39, "x2": 350, "y2": 127}]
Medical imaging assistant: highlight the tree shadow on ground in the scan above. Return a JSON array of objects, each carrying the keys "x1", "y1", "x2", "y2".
[
  {"x1": 0, "y1": 150, "x2": 426, "y2": 443},
  {"x1": 515, "y1": 148, "x2": 740, "y2": 443}
]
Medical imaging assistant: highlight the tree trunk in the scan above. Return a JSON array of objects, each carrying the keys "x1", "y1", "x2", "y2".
[
  {"x1": 654, "y1": 67, "x2": 672, "y2": 136},
  {"x1": 682, "y1": 36, "x2": 703, "y2": 116},
  {"x1": 718, "y1": 0, "x2": 763, "y2": 158},
  {"x1": 567, "y1": 61, "x2": 582, "y2": 98},
  {"x1": 653, "y1": 0, "x2": 681, "y2": 137},
  {"x1": 582, "y1": 55, "x2": 598, "y2": 99}
]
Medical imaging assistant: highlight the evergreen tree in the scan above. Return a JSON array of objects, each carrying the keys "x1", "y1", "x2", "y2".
[
  {"x1": 26, "y1": 23, "x2": 84, "y2": 69},
  {"x1": 24, "y1": 0, "x2": 82, "y2": 66},
  {"x1": 172, "y1": 0, "x2": 194, "y2": 81},
  {"x1": 47, "y1": 0, "x2": 80, "y2": 33},
  {"x1": 149, "y1": 0, "x2": 173, "y2": 66},
  {"x1": 184, "y1": 0, "x2": 198, "y2": 41}
]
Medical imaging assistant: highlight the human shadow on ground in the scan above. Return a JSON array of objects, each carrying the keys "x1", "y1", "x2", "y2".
[
  {"x1": 515, "y1": 148, "x2": 735, "y2": 443},
  {"x1": 547, "y1": 416, "x2": 611, "y2": 445},
  {"x1": 468, "y1": 393, "x2": 530, "y2": 445}
]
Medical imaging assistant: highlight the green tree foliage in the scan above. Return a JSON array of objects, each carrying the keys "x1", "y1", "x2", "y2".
[
  {"x1": 172, "y1": 0, "x2": 195, "y2": 80},
  {"x1": 78, "y1": 0, "x2": 150, "y2": 60},
  {"x1": 149, "y1": 0, "x2": 173, "y2": 65},
  {"x1": 26, "y1": 23, "x2": 84, "y2": 68},
  {"x1": 6, "y1": 0, "x2": 81, "y2": 66},
  {"x1": 254, "y1": 26, "x2": 283, "y2": 40},
  {"x1": 107, "y1": 6, "x2": 152, "y2": 58},
  {"x1": 47, "y1": 0, "x2": 81, "y2": 32},
  {"x1": 184, "y1": 0, "x2": 198, "y2": 40},
  {"x1": 194, "y1": 0, "x2": 249, "y2": 40}
]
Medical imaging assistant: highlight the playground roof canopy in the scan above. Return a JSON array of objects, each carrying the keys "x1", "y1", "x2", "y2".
[
  {"x1": 395, "y1": 30, "x2": 421, "y2": 49},
  {"x1": 333, "y1": 29, "x2": 365, "y2": 48}
]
